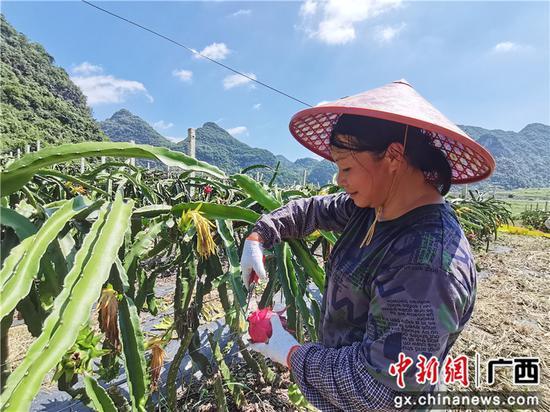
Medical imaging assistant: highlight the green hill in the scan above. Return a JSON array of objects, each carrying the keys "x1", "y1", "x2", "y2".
[
  {"x1": 99, "y1": 109, "x2": 175, "y2": 148},
  {"x1": 460, "y1": 123, "x2": 550, "y2": 189},
  {"x1": 98, "y1": 113, "x2": 336, "y2": 186},
  {"x1": 174, "y1": 122, "x2": 333, "y2": 186},
  {"x1": 98, "y1": 108, "x2": 549, "y2": 189},
  {"x1": 0, "y1": 14, "x2": 106, "y2": 152}
]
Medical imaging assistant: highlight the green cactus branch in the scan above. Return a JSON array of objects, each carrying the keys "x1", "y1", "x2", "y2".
[
  {"x1": 0, "y1": 142, "x2": 227, "y2": 196},
  {"x1": 0, "y1": 196, "x2": 93, "y2": 319},
  {"x1": 0, "y1": 193, "x2": 133, "y2": 411}
]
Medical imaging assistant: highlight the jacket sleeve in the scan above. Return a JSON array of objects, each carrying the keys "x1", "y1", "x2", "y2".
[
  {"x1": 290, "y1": 264, "x2": 471, "y2": 411},
  {"x1": 252, "y1": 192, "x2": 356, "y2": 249}
]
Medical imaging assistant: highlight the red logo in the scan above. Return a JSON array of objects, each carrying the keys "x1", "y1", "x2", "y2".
[
  {"x1": 416, "y1": 355, "x2": 440, "y2": 385},
  {"x1": 443, "y1": 355, "x2": 469, "y2": 386},
  {"x1": 389, "y1": 353, "x2": 414, "y2": 389}
]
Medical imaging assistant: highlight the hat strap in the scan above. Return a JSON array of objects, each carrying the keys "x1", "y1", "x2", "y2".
[{"x1": 360, "y1": 125, "x2": 409, "y2": 248}]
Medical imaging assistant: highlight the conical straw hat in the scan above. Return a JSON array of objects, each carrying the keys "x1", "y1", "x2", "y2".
[{"x1": 289, "y1": 79, "x2": 495, "y2": 184}]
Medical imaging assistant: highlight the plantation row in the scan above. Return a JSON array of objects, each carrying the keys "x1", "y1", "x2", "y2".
[{"x1": 0, "y1": 142, "x2": 512, "y2": 411}]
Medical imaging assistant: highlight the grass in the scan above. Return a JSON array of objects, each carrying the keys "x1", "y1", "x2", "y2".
[
  {"x1": 497, "y1": 187, "x2": 550, "y2": 198},
  {"x1": 504, "y1": 200, "x2": 547, "y2": 217},
  {"x1": 494, "y1": 187, "x2": 550, "y2": 217},
  {"x1": 449, "y1": 187, "x2": 550, "y2": 219}
]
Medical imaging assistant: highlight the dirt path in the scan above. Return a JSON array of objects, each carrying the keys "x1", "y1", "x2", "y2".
[{"x1": 448, "y1": 233, "x2": 550, "y2": 409}]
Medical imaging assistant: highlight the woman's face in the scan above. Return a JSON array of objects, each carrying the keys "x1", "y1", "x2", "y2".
[{"x1": 330, "y1": 141, "x2": 395, "y2": 209}]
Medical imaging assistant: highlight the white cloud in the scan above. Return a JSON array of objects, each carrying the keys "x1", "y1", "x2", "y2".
[
  {"x1": 72, "y1": 62, "x2": 103, "y2": 75},
  {"x1": 172, "y1": 69, "x2": 193, "y2": 82},
  {"x1": 298, "y1": 0, "x2": 402, "y2": 45},
  {"x1": 195, "y1": 43, "x2": 230, "y2": 60},
  {"x1": 230, "y1": 9, "x2": 251, "y2": 17},
  {"x1": 493, "y1": 42, "x2": 519, "y2": 53},
  {"x1": 153, "y1": 120, "x2": 174, "y2": 130},
  {"x1": 71, "y1": 73, "x2": 153, "y2": 105},
  {"x1": 252, "y1": 103, "x2": 262, "y2": 110},
  {"x1": 492, "y1": 41, "x2": 533, "y2": 54},
  {"x1": 318, "y1": 19, "x2": 356, "y2": 45},
  {"x1": 300, "y1": 0, "x2": 318, "y2": 16},
  {"x1": 227, "y1": 126, "x2": 248, "y2": 136},
  {"x1": 223, "y1": 72, "x2": 257, "y2": 90},
  {"x1": 165, "y1": 136, "x2": 185, "y2": 143},
  {"x1": 375, "y1": 22, "x2": 406, "y2": 43}
]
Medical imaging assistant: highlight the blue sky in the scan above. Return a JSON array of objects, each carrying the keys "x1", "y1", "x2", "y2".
[{"x1": 2, "y1": 1, "x2": 549, "y2": 161}]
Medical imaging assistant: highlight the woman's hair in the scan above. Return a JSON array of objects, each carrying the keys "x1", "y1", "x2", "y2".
[{"x1": 330, "y1": 114, "x2": 452, "y2": 196}]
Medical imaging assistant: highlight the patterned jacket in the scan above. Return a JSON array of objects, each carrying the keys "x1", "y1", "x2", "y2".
[{"x1": 253, "y1": 192, "x2": 477, "y2": 411}]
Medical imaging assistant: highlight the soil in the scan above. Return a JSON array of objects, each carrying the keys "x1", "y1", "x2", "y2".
[
  {"x1": 173, "y1": 355, "x2": 299, "y2": 412},
  {"x1": 447, "y1": 233, "x2": 550, "y2": 411}
]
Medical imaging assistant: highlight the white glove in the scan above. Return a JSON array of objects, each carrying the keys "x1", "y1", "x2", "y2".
[
  {"x1": 248, "y1": 315, "x2": 300, "y2": 368},
  {"x1": 240, "y1": 239, "x2": 267, "y2": 290}
]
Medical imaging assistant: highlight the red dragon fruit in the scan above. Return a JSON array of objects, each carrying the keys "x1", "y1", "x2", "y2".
[{"x1": 247, "y1": 307, "x2": 288, "y2": 343}]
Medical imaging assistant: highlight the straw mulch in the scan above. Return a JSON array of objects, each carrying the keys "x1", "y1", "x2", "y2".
[{"x1": 448, "y1": 233, "x2": 550, "y2": 410}]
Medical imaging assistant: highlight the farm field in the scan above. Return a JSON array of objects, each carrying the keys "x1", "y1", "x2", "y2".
[
  {"x1": 493, "y1": 188, "x2": 550, "y2": 217},
  {"x1": 1, "y1": 2, "x2": 548, "y2": 409},
  {"x1": 0, "y1": 142, "x2": 545, "y2": 411},
  {"x1": 6, "y1": 231, "x2": 548, "y2": 410},
  {"x1": 449, "y1": 187, "x2": 550, "y2": 219}
]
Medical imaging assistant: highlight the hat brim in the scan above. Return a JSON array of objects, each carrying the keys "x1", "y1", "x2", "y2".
[{"x1": 289, "y1": 105, "x2": 495, "y2": 184}]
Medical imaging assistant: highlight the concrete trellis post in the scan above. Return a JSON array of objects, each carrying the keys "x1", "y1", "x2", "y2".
[
  {"x1": 188, "y1": 128, "x2": 196, "y2": 197},
  {"x1": 101, "y1": 156, "x2": 106, "y2": 164},
  {"x1": 188, "y1": 128, "x2": 196, "y2": 159},
  {"x1": 130, "y1": 140, "x2": 136, "y2": 166},
  {"x1": 25, "y1": 144, "x2": 30, "y2": 154},
  {"x1": 36, "y1": 140, "x2": 41, "y2": 151},
  {"x1": 462, "y1": 184, "x2": 468, "y2": 199},
  {"x1": 302, "y1": 169, "x2": 307, "y2": 186},
  {"x1": 80, "y1": 158, "x2": 85, "y2": 174},
  {"x1": 17, "y1": 148, "x2": 21, "y2": 159}
]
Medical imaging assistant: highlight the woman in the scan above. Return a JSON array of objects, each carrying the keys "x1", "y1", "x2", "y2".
[{"x1": 240, "y1": 80, "x2": 495, "y2": 411}]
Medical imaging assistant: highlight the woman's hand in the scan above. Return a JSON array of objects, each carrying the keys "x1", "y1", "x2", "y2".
[
  {"x1": 240, "y1": 234, "x2": 267, "y2": 290},
  {"x1": 248, "y1": 315, "x2": 300, "y2": 368}
]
